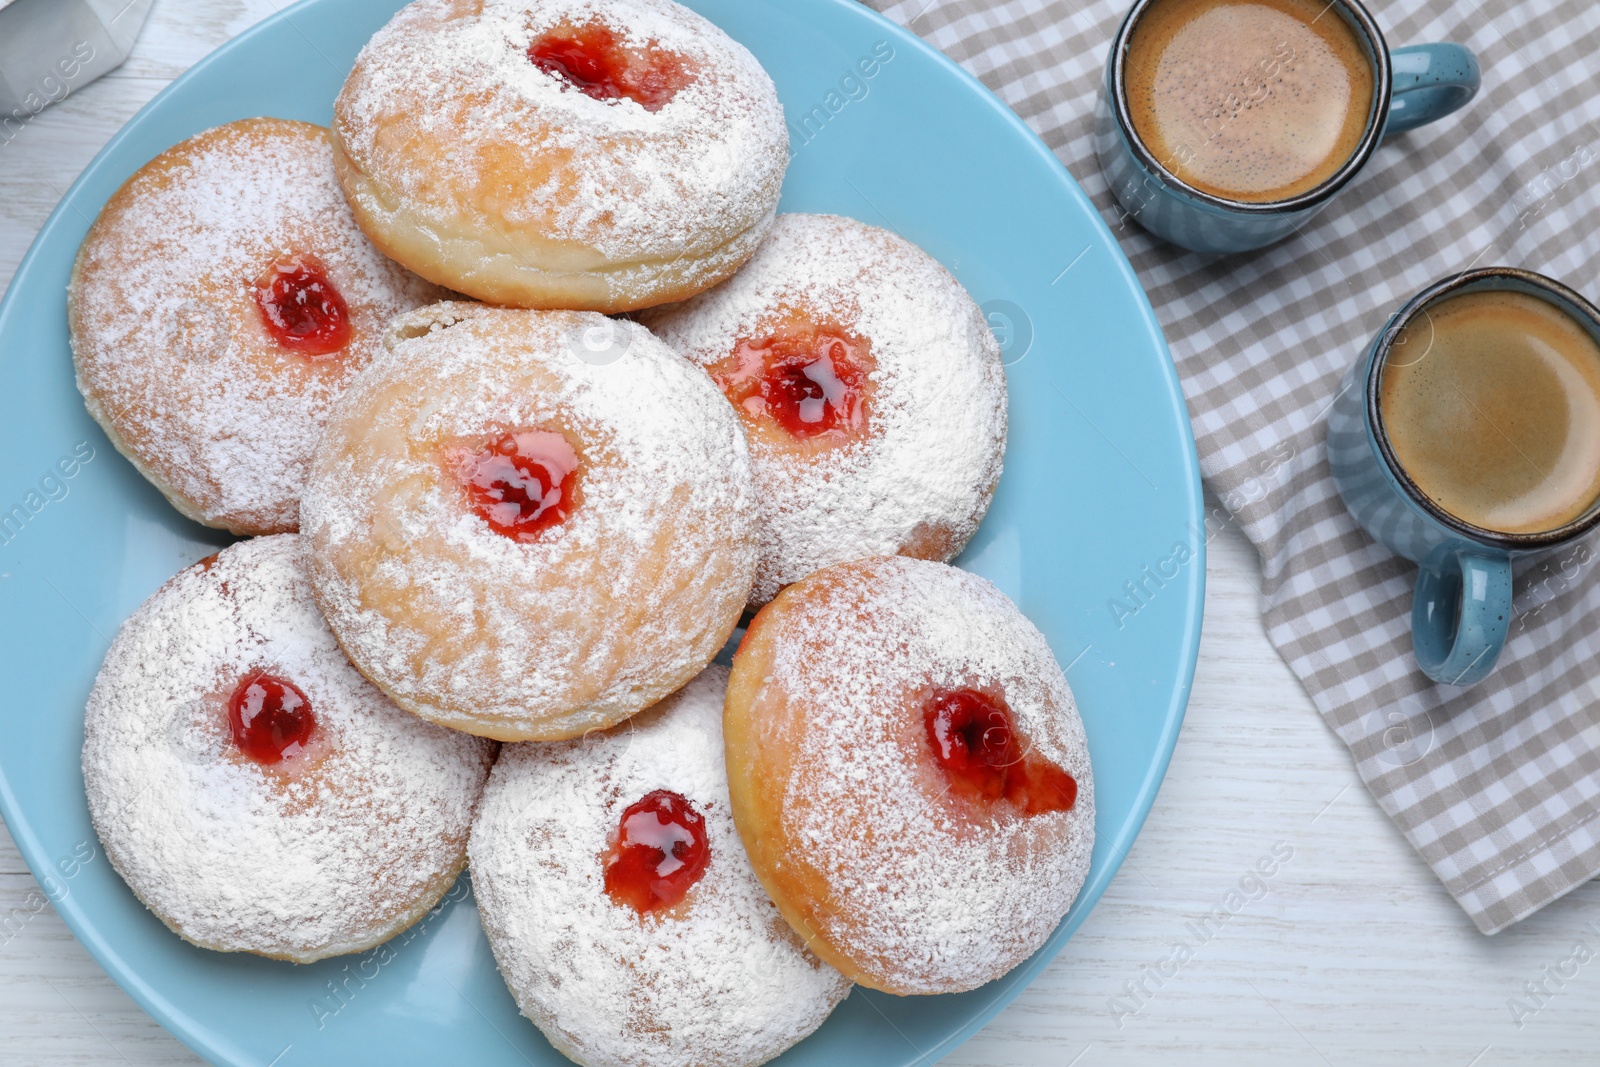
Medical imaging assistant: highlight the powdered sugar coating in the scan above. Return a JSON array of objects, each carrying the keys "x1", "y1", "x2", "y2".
[
  {"x1": 332, "y1": 0, "x2": 787, "y2": 309},
  {"x1": 82, "y1": 535, "x2": 496, "y2": 963},
  {"x1": 470, "y1": 666, "x2": 850, "y2": 1067},
  {"x1": 641, "y1": 214, "x2": 1007, "y2": 606},
  {"x1": 69, "y1": 118, "x2": 445, "y2": 535},
  {"x1": 302, "y1": 302, "x2": 757, "y2": 741},
  {"x1": 726, "y1": 557, "x2": 1094, "y2": 994}
]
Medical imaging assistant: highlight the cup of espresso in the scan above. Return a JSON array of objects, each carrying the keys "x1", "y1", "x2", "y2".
[
  {"x1": 1328, "y1": 269, "x2": 1600, "y2": 687},
  {"x1": 1096, "y1": 0, "x2": 1480, "y2": 253}
]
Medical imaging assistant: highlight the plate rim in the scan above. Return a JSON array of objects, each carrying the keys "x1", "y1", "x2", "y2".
[{"x1": 0, "y1": 0, "x2": 1205, "y2": 1062}]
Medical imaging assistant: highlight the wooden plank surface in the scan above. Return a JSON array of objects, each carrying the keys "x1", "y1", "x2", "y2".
[{"x1": 2, "y1": 2, "x2": 1598, "y2": 1063}]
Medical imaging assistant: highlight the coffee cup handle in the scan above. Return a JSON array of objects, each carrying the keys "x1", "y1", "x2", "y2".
[
  {"x1": 1384, "y1": 44, "x2": 1481, "y2": 138},
  {"x1": 1411, "y1": 544, "x2": 1511, "y2": 687}
]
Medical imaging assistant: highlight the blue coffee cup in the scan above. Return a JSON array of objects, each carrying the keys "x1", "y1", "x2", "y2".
[
  {"x1": 1328, "y1": 268, "x2": 1600, "y2": 687},
  {"x1": 1096, "y1": 0, "x2": 1480, "y2": 254}
]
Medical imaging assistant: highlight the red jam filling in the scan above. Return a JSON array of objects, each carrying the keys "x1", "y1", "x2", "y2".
[
  {"x1": 528, "y1": 24, "x2": 689, "y2": 112},
  {"x1": 715, "y1": 327, "x2": 870, "y2": 441},
  {"x1": 451, "y1": 430, "x2": 580, "y2": 542},
  {"x1": 924, "y1": 688, "x2": 1078, "y2": 816},
  {"x1": 252, "y1": 255, "x2": 351, "y2": 357},
  {"x1": 603, "y1": 789, "x2": 711, "y2": 913},
  {"x1": 228, "y1": 672, "x2": 316, "y2": 765}
]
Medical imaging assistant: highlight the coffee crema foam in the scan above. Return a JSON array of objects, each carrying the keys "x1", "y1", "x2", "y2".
[
  {"x1": 1379, "y1": 290, "x2": 1600, "y2": 536},
  {"x1": 1125, "y1": 0, "x2": 1374, "y2": 203}
]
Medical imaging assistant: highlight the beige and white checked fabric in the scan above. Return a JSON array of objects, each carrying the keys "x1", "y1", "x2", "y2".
[{"x1": 864, "y1": 0, "x2": 1600, "y2": 933}]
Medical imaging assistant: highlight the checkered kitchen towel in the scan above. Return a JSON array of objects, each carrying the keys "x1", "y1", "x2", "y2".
[{"x1": 864, "y1": 0, "x2": 1600, "y2": 933}]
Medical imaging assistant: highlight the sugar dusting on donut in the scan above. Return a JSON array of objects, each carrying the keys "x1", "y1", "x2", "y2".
[
  {"x1": 334, "y1": 0, "x2": 787, "y2": 266},
  {"x1": 470, "y1": 667, "x2": 850, "y2": 1067},
  {"x1": 302, "y1": 303, "x2": 757, "y2": 740},
  {"x1": 741, "y1": 557, "x2": 1093, "y2": 993},
  {"x1": 69, "y1": 118, "x2": 443, "y2": 534},
  {"x1": 641, "y1": 214, "x2": 1007, "y2": 605},
  {"x1": 82, "y1": 535, "x2": 496, "y2": 962}
]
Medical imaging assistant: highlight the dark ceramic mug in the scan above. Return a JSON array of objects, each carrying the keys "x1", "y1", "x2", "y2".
[
  {"x1": 1328, "y1": 268, "x2": 1600, "y2": 687},
  {"x1": 1096, "y1": 0, "x2": 1480, "y2": 254}
]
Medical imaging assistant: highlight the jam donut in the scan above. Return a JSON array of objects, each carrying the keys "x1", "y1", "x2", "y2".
[
  {"x1": 470, "y1": 666, "x2": 850, "y2": 1067},
  {"x1": 82, "y1": 535, "x2": 496, "y2": 963},
  {"x1": 69, "y1": 117, "x2": 446, "y2": 536},
  {"x1": 641, "y1": 214, "x2": 1006, "y2": 607},
  {"x1": 724, "y1": 556, "x2": 1094, "y2": 995},
  {"x1": 331, "y1": 0, "x2": 787, "y2": 312},
  {"x1": 302, "y1": 302, "x2": 757, "y2": 742}
]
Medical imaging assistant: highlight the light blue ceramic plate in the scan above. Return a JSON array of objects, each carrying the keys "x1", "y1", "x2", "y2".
[{"x1": 0, "y1": 0, "x2": 1202, "y2": 1063}]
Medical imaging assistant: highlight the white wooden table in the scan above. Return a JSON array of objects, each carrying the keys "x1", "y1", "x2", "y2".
[{"x1": 4, "y1": 3, "x2": 1600, "y2": 1064}]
